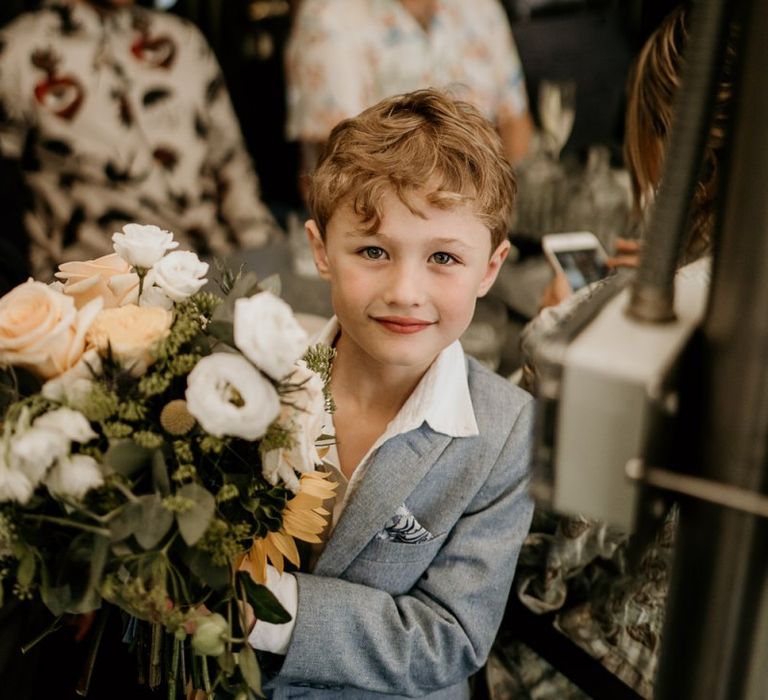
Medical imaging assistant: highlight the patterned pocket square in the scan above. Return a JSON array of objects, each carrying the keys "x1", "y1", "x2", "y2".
[{"x1": 376, "y1": 504, "x2": 434, "y2": 543}]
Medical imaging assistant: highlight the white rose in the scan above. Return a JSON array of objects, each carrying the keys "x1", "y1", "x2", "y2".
[
  {"x1": 112, "y1": 223, "x2": 178, "y2": 270},
  {"x1": 0, "y1": 449, "x2": 34, "y2": 504},
  {"x1": 46, "y1": 454, "x2": 104, "y2": 500},
  {"x1": 41, "y1": 348, "x2": 102, "y2": 409},
  {"x1": 0, "y1": 280, "x2": 103, "y2": 379},
  {"x1": 10, "y1": 426, "x2": 70, "y2": 486},
  {"x1": 234, "y1": 292, "x2": 308, "y2": 380},
  {"x1": 262, "y1": 362, "x2": 326, "y2": 492},
  {"x1": 185, "y1": 353, "x2": 280, "y2": 440},
  {"x1": 138, "y1": 272, "x2": 173, "y2": 310},
  {"x1": 34, "y1": 407, "x2": 97, "y2": 444},
  {"x1": 150, "y1": 251, "x2": 209, "y2": 302}
]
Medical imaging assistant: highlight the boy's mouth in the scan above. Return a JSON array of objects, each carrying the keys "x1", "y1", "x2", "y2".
[{"x1": 373, "y1": 316, "x2": 435, "y2": 334}]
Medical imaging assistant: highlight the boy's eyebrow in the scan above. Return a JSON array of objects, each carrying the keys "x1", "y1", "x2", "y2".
[{"x1": 344, "y1": 230, "x2": 473, "y2": 249}]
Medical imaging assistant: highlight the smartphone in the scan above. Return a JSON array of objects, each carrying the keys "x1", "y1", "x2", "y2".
[{"x1": 542, "y1": 231, "x2": 610, "y2": 292}]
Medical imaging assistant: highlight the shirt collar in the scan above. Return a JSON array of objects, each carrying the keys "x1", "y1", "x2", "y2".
[{"x1": 314, "y1": 317, "x2": 479, "y2": 440}]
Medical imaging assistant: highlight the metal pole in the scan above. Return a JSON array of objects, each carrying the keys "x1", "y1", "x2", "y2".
[{"x1": 655, "y1": 0, "x2": 768, "y2": 696}]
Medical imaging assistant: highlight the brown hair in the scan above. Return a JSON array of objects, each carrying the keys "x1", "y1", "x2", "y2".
[
  {"x1": 624, "y1": 5, "x2": 731, "y2": 259},
  {"x1": 307, "y1": 89, "x2": 516, "y2": 250}
]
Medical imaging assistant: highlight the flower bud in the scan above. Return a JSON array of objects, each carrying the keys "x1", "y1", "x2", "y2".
[{"x1": 191, "y1": 613, "x2": 228, "y2": 656}]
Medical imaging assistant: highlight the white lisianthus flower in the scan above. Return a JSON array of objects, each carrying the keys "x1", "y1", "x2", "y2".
[
  {"x1": 262, "y1": 361, "x2": 326, "y2": 493},
  {"x1": 150, "y1": 250, "x2": 209, "y2": 302},
  {"x1": 186, "y1": 354, "x2": 280, "y2": 440},
  {"x1": 0, "y1": 448, "x2": 34, "y2": 504},
  {"x1": 41, "y1": 348, "x2": 102, "y2": 409},
  {"x1": 34, "y1": 407, "x2": 97, "y2": 444},
  {"x1": 46, "y1": 454, "x2": 104, "y2": 500},
  {"x1": 112, "y1": 223, "x2": 178, "y2": 270},
  {"x1": 234, "y1": 292, "x2": 308, "y2": 380},
  {"x1": 9, "y1": 426, "x2": 69, "y2": 486}
]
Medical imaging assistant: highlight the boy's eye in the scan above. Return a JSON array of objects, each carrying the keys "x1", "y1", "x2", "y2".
[
  {"x1": 360, "y1": 246, "x2": 386, "y2": 260},
  {"x1": 430, "y1": 251, "x2": 457, "y2": 265}
]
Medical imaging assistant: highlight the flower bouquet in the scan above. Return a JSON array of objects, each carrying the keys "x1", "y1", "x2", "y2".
[{"x1": 0, "y1": 225, "x2": 336, "y2": 698}]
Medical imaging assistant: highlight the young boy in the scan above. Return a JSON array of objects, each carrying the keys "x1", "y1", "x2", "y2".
[{"x1": 247, "y1": 89, "x2": 534, "y2": 698}]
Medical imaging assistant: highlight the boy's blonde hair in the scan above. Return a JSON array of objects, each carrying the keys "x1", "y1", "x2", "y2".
[{"x1": 308, "y1": 89, "x2": 516, "y2": 250}]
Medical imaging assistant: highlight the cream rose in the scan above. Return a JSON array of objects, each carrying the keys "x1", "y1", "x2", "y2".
[
  {"x1": 56, "y1": 253, "x2": 139, "y2": 309},
  {"x1": 0, "y1": 280, "x2": 103, "y2": 379},
  {"x1": 151, "y1": 250, "x2": 209, "y2": 302},
  {"x1": 185, "y1": 353, "x2": 280, "y2": 440},
  {"x1": 86, "y1": 304, "x2": 173, "y2": 375},
  {"x1": 262, "y1": 361, "x2": 326, "y2": 492},
  {"x1": 234, "y1": 292, "x2": 308, "y2": 380},
  {"x1": 112, "y1": 223, "x2": 178, "y2": 270}
]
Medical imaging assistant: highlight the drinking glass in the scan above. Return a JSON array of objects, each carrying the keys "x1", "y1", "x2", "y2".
[{"x1": 538, "y1": 80, "x2": 576, "y2": 160}]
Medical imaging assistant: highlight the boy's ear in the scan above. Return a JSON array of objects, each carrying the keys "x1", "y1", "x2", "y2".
[
  {"x1": 305, "y1": 219, "x2": 331, "y2": 280},
  {"x1": 477, "y1": 239, "x2": 511, "y2": 298}
]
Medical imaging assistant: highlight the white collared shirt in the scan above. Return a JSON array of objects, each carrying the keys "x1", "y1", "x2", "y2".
[{"x1": 249, "y1": 316, "x2": 479, "y2": 654}]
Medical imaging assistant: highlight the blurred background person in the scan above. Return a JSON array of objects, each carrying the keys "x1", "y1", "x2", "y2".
[
  {"x1": 487, "y1": 5, "x2": 732, "y2": 699},
  {"x1": 0, "y1": 0, "x2": 280, "y2": 280},
  {"x1": 285, "y1": 0, "x2": 534, "y2": 185}
]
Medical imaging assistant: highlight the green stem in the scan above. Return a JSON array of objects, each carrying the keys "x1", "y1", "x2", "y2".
[
  {"x1": 112, "y1": 479, "x2": 140, "y2": 503},
  {"x1": 20, "y1": 514, "x2": 111, "y2": 537},
  {"x1": 20, "y1": 615, "x2": 64, "y2": 654},
  {"x1": 201, "y1": 655, "x2": 213, "y2": 699},
  {"x1": 149, "y1": 622, "x2": 164, "y2": 690},
  {"x1": 75, "y1": 608, "x2": 110, "y2": 697},
  {"x1": 168, "y1": 636, "x2": 181, "y2": 700}
]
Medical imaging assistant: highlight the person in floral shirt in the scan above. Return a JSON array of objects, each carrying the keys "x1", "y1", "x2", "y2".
[
  {"x1": 0, "y1": 0, "x2": 280, "y2": 279},
  {"x1": 286, "y1": 0, "x2": 534, "y2": 177}
]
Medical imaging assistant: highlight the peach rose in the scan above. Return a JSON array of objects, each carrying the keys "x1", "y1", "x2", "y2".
[
  {"x1": 0, "y1": 280, "x2": 103, "y2": 380},
  {"x1": 86, "y1": 304, "x2": 172, "y2": 375},
  {"x1": 56, "y1": 253, "x2": 139, "y2": 309}
]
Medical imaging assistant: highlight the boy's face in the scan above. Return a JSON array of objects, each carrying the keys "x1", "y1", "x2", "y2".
[{"x1": 306, "y1": 189, "x2": 509, "y2": 374}]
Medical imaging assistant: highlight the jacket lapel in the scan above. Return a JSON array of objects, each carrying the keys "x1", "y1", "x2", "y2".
[{"x1": 313, "y1": 424, "x2": 452, "y2": 578}]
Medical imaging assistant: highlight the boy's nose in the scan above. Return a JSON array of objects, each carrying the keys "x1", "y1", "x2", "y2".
[{"x1": 382, "y1": 264, "x2": 426, "y2": 307}]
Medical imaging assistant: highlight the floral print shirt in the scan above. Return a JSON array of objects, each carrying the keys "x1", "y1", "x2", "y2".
[
  {"x1": 286, "y1": 0, "x2": 529, "y2": 142},
  {"x1": 0, "y1": 1, "x2": 278, "y2": 278}
]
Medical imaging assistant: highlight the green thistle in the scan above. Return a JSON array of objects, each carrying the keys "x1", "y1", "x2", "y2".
[{"x1": 303, "y1": 343, "x2": 336, "y2": 412}]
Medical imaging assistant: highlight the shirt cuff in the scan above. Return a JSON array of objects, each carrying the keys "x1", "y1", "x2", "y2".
[{"x1": 246, "y1": 565, "x2": 298, "y2": 655}]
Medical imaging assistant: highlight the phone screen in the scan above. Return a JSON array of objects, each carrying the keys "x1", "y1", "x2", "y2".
[{"x1": 554, "y1": 249, "x2": 609, "y2": 291}]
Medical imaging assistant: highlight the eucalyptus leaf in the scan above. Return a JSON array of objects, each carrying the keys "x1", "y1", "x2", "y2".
[
  {"x1": 109, "y1": 502, "x2": 143, "y2": 542},
  {"x1": 41, "y1": 584, "x2": 73, "y2": 616},
  {"x1": 207, "y1": 320, "x2": 236, "y2": 348},
  {"x1": 238, "y1": 645, "x2": 263, "y2": 696},
  {"x1": 176, "y1": 483, "x2": 215, "y2": 545},
  {"x1": 104, "y1": 441, "x2": 152, "y2": 476},
  {"x1": 182, "y1": 548, "x2": 229, "y2": 591},
  {"x1": 152, "y1": 449, "x2": 171, "y2": 496},
  {"x1": 236, "y1": 571, "x2": 291, "y2": 624},
  {"x1": 258, "y1": 274, "x2": 281, "y2": 297},
  {"x1": 134, "y1": 494, "x2": 174, "y2": 550}
]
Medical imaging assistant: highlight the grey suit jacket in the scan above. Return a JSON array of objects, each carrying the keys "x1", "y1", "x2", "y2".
[{"x1": 265, "y1": 357, "x2": 534, "y2": 699}]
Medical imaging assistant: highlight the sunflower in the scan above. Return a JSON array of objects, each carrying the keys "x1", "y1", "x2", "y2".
[{"x1": 241, "y1": 470, "x2": 337, "y2": 583}]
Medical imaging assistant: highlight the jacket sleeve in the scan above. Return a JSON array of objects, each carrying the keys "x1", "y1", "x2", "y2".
[{"x1": 276, "y1": 399, "x2": 534, "y2": 696}]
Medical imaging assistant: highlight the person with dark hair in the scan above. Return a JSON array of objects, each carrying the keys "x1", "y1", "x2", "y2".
[{"x1": 0, "y1": 0, "x2": 279, "y2": 279}]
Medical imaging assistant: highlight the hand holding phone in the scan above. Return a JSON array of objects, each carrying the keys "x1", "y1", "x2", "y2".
[{"x1": 542, "y1": 231, "x2": 610, "y2": 292}]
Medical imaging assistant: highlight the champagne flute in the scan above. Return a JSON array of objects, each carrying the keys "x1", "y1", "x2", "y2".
[{"x1": 538, "y1": 80, "x2": 576, "y2": 160}]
